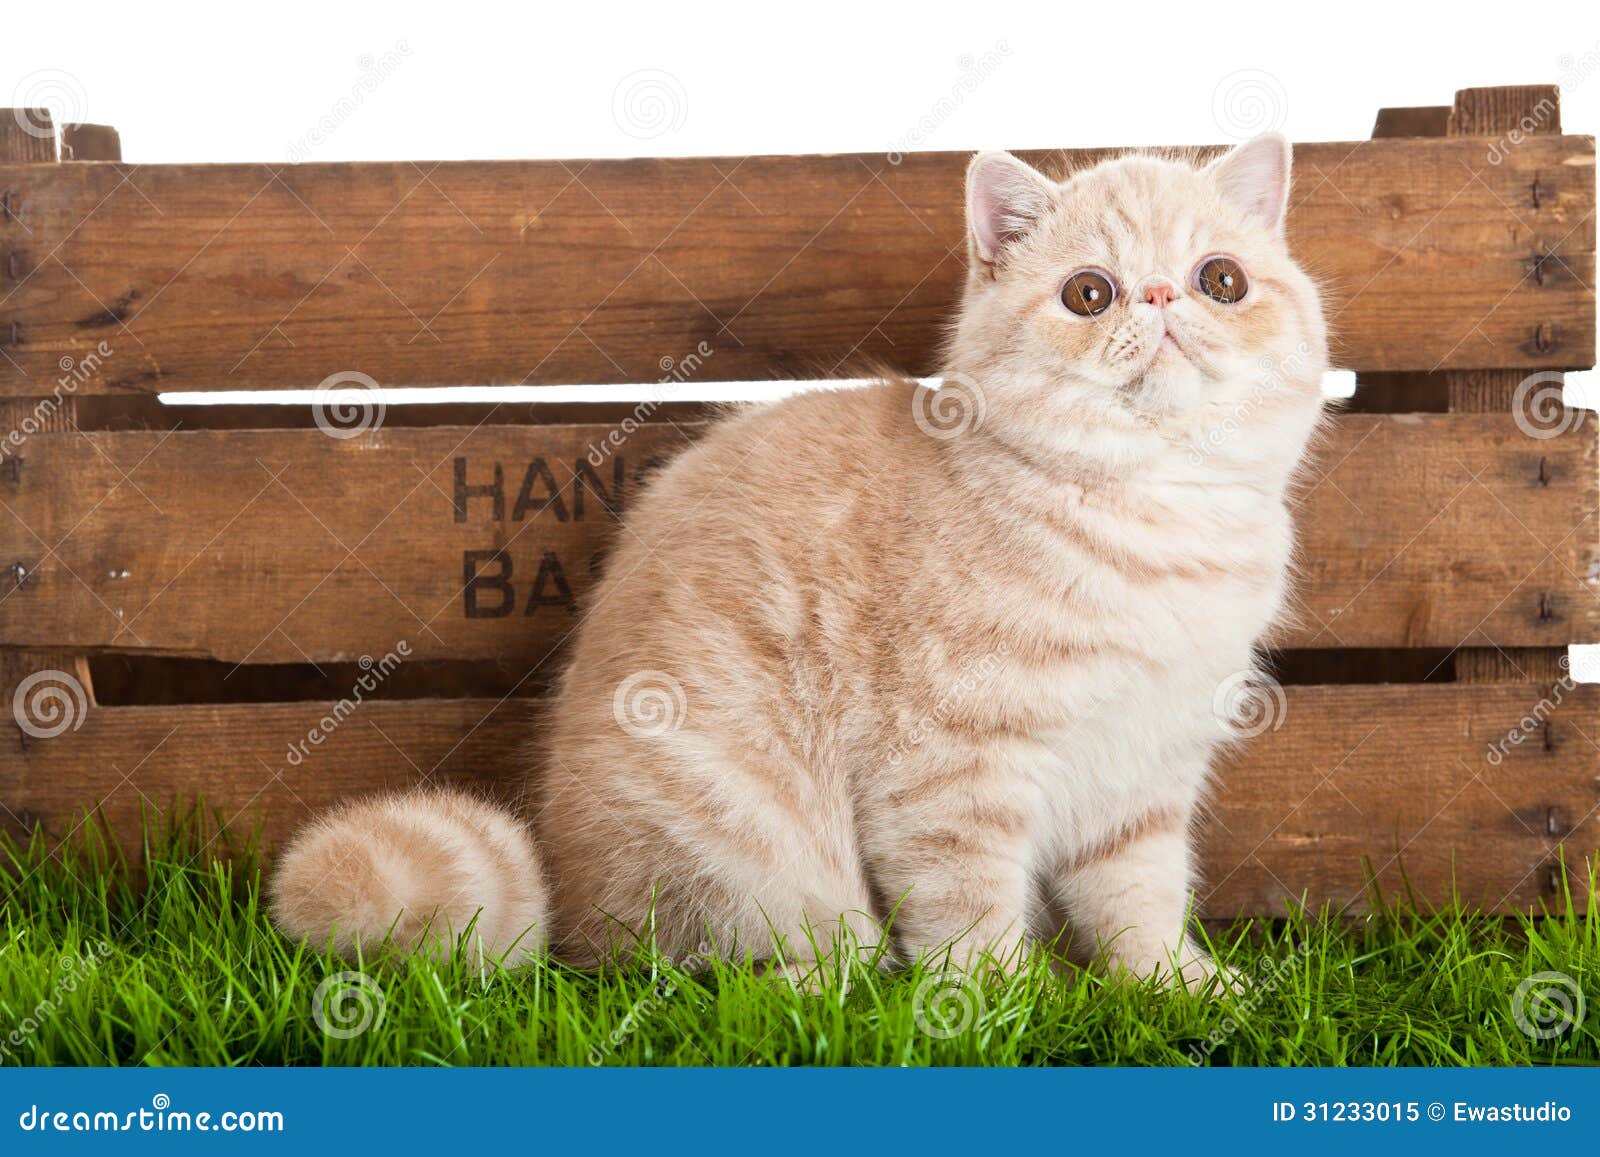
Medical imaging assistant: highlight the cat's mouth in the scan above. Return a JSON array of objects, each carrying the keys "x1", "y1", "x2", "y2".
[
  {"x1": 1148, "y1": 322, "x2": 1211, "y2": 376},
  {"x1": 1143, "y1": 330, "x2": 1192, "y2": 372},
  {"x1": 1117, "y1": 321, "x2": 1217, "y2": 417}
]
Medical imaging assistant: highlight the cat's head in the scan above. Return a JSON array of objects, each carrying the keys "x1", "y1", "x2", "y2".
[{"x1": 948, "y1": 136, "x2": 1326, "y2": 463}]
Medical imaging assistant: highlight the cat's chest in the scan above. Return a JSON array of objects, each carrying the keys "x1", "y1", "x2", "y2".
[
  {"x1": 1068, "y1": 490, "x2": 1294, "y2": 649},
  {"x1": 1019, "y1": 663, "x2": 1231, "y2": 857},
  {"x1": 1009, "y1": 505, "x2": 1289, "y2": 854},
  {"x1": 953, "y1": 488, "x2": 1293, "y2": 719}
]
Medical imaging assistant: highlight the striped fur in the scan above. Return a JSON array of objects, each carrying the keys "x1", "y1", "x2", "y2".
[
  {"x1": 270, "y1": 789, "x2": 547, "y2": 966},
  {"x1": 272, "y1": 136, "x2": 1327, "y2": 986}
]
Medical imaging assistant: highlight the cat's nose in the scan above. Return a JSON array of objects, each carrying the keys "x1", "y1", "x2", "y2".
[{"x1": 1144, "y1": 283, "x2": 1175, "y2": 308}]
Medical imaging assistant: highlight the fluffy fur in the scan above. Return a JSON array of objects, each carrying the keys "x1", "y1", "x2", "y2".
[
  {"x1": 272, "y1": 136, "x2": 1328, "y2": 986},
  {"x1": 271, "y1": 788, "x2": 547, "y2": 966}
]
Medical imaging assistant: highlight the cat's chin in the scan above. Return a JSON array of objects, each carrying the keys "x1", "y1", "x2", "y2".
[{"x1": 1119, "y1": 353, "x2": 1207, "y2": 425}]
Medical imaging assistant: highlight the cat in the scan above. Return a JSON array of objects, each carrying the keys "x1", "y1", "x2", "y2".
[{"x1": 271, "y1": 133, "x2": 1328, "y2": 987}]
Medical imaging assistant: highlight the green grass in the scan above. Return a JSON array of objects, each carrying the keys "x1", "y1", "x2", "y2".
[{"x1": 0, "y1": 821, "x2": 1596, "y2": 1066}]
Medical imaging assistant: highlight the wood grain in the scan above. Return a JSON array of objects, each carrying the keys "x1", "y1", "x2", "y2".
[
  {"x1": 2, "y1": 415, "x2": 1593, "y2": 665},
  {"x1": 1200, "y1": 683, "x2": 1600, "y2": 915},
  {"x1": 0, "y1": 697, "x2": 532, "y2": 850},
  {"x1": 58, "y1": 124, "x2": 122, "y2": 163},
  {"x1": 1372, "y1": 106, "x2": 1452, "y2": 139},
  {"x1": 1446, "y1": 86, "x2": 1566, "y2": 413},
  {"x1": 1, "y1": 684, "x2": 1592, "y2": 915},
  {"x1": 0, "y1": 109, "x2": 57, "y2": 164},
  {"x1": 1353, "y1": 87, "x2": 1581, "y2": 414},
  {"x1": 1286, "y1": 412, "x2": 1598, "y2": 651},
  {"x1": 1451, "y1": 85, "x2": 1562, "y2": 140},
  {"x1": 0, "y1": 108, "x2": 88, "y2": 735},
  {"x1": 1440, "y1": 86, "x2": 1586, "y2": 683},
  {"x1": 2, "y1": 108, "x2": 67, "y2": 437},
  {"x1": 0, "y1": 136, "x2": 1592, "y2": 396}
]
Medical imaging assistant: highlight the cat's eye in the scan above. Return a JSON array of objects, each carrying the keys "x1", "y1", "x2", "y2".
[
  {"x1": 1061, "y1": 269, "x2": 1116, "y2": 317},
  {"x1": 1194, "y1": 256, "x2": 1249, "y2": 304}
]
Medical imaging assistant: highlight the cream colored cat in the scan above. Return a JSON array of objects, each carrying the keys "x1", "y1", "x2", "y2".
[{"x1": 272, "y1": 134, "x2": 1327, "y2": 987}]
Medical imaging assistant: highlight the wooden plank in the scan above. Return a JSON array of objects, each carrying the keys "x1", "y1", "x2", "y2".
[
  {"x1": 0, "y1": 110, "x2": 92, "y2": 748},
  {"x1": 1354, "y1": 87, "x2": 1577, "y2": 413},
  {"x1": 1343, "y1": 372, "x2": 1447, "y2": 413},
  {"x1": 0, "y1": 684, "x2": 1592, "y2": 915},
  {"x1": 0, "y1": 109, "x2": 57, "y2": 163},
  {"x1": 0, "y1": 136, "x2": 1592, "y2": 395},
  {"x1": 1353, "y1": 88, "x2": 1595, "y2": 685},
  {"x1": 1451, "y1": 84, "x2": 1561, "y2": 141},
  {"x1": 0, "y1": 649, "x2": 95, "y2": 792},
  {"x1": 1446, "y1": 87, "x2": 1565, "y2": 413},
  {"x1": 59, "y1": 124, "x2": 122, "y2": 163},
  {"x1": 2, "y1": 414, "x2": 1593, "y2": 664},
  {"x1": 1287, "y1": 412, "x2": 1597, "y2": 650},
  {"x1": 2, "y1": 108, "x2": 68, "y2": 436},
  {"x1": 0, "y1": 422, "x2": 698, "y2": 667},
  {"x1": 1440, "y1": 87, "x2": 1590, "y2": 680},
  {"x1": 1372, "y1": 105, "x2": 1452, "y2": 139},
  {"x1": 0, "y1": 697, "x2": 529, "y2": 847},
  {"x1": 1453, "y1": 648, "x2": 1570, "y2": 683},
  {"x1": 1201, "y1": 683, "x2": 1599, "y2": 914},
  {"x1": 1351, "y1": 103, "x2": 1452, "y2": 414}
]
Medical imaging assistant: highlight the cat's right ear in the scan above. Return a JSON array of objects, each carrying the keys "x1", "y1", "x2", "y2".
[{"x1": 966, "y1": 152, "x2": 1056, "y2": 273}]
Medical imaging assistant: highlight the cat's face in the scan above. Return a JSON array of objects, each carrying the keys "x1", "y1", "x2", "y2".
[{"x1": 952, "y1": 136, "x2": 1326, "y2": 454}]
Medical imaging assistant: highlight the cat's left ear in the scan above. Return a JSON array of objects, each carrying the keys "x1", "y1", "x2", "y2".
[
  {"x1": 966, "y1": 151, "x2": 1057, "y2": 271},
  {"x1": 1205, "y1": 133, "x2": 1291, "y2": 234}
]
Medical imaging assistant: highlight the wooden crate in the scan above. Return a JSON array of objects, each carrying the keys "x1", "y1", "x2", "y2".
[{"x1": 1, "y1": 86, "x2": 1595, "y2": 916}]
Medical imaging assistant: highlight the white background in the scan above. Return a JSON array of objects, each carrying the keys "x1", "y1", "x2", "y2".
[{"x1": 5, "y1": 0, "x2": 1599, "y2": 163}]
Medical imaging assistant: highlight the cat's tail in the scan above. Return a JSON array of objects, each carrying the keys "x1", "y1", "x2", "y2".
[{"x1": 269, "y1": 787, "x2": 548, "y2": 967}]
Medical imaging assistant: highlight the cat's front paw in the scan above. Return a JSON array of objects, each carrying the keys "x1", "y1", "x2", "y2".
[
  {"x1": 758, "y1": 956, "x2": 847, "y2": 996},
  {"x1": 1102, "y1": 942, "x2": 1246, "y2": 996},
  {"x1": 1169, "y1": 951, "x2": 1248, "y2": 996}
]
